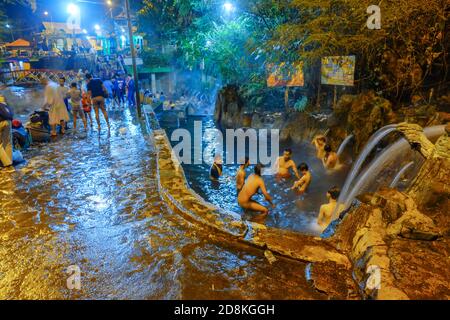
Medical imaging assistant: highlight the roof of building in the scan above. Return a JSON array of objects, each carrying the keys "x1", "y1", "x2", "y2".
[
  {"x1": 42, "y1": 22, "x2": 83, "y2": 35},
  {"x1": 5, "y1": 39, "x2": 31, "y2": 47}
]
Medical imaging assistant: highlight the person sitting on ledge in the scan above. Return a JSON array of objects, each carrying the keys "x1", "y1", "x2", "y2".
[
  {"x1": 322, "y1": 144, "x2": 339, "y2": 170},
  {"x1": 238, "y1": 164, "x2": 274, "y2": 214},
  {"x1": 274, "y1": 148, "x2": 300, "y2": 179},
  {"x1": 312, "y1": 134, "x2": 327, "y2": 159},
  {"x1": 317, "y1": 186, "x2": 345, "y2": 231},
  {"x1": 209, "y1": 155, "x2": 223, "y2": 181},
  {"x1": 291, "y1": 162, "x2": 311, "y2": 195},
  {"x1": 236, "y1": 156, "x2": 250, "y2": 194}
]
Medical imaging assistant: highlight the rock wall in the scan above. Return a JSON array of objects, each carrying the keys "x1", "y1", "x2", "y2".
[
  {"x1": 213, "y1": 85, "x2": 326, "y2": 142},
  {"x1": 214, "y1": 86, "x2": 449, "y2": 160},
  {"x1": 214, "y1": 85, "x2": 244, "y2": 128},
  {"x1": 331, "y1": 123, "x2": 450, "y2": 300},
  {"x1": 327, "y1": 91, "x2": 448, "y2": 154}
]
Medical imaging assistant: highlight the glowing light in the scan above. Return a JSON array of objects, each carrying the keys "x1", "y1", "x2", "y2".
[
  {"x1": 5, "y1": 24, "x2": 10, "y2": 28},
  {"x1": 82, "y1": 29, "x2": 88, "y2": 34},
  {"x1": 223, "y1": 2, "x2": 234, "y2": 13},
  {"x1": 67, "y1": 3, "x2": 80, "y2": 15},
  {"x1": 44, "y1": 11, "x2": 49, "y2": 16},
  {"x1": 107, "y1": 0, "x2": 113, "y2": 6},
  {"x1": 94, "y1": 24, "x2": 101, "y2": 31}
]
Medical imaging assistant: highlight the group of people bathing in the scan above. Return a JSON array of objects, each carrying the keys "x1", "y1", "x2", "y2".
[{"x1": 209, "y1": 135, "x2": 344, "y2": 231}]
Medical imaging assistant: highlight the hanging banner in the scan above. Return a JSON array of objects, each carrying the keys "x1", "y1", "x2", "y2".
[
  {"x1": 267, "y1": 62, "x2": 304, "y2": 87},
  {"x1": 321, "y1": 56, "x2": 355, "y2": 86}
]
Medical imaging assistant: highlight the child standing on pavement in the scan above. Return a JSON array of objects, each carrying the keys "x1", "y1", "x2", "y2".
[
  {"x1": 82, "y1": 90, "x2": 93, "y2": 127},
  {"x1": 68, "y1": 83, "x2": 87, "y2": 131}
]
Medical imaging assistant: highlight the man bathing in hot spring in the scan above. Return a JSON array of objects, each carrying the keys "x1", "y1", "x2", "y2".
[
  {"x1": 318, "y1": 186, "x2": 346, "y2": 231},
  {"x1": 238, "y1": 164, "x2": 274, "y2": 214},
  {"x1": 274, "y1": 148, "x2": 300, "y2": 180}
]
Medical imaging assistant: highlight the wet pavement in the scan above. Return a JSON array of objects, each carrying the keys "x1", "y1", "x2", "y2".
[{"x1": 0, "y1": 108, "x2": 325, "y2": 299}]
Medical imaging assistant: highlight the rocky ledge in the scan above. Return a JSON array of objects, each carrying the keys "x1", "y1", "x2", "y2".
[{"x1": 329, "y1": 123, "x2": 450, "y2": 299}]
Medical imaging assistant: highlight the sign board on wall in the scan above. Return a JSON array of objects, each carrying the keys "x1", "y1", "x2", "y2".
[
  {"x1": 124, "y1": 58, "x2": 143, "y2": 66},
  {"x1": 321, "y1": 56, "x2": 355, "y2": 86},
  {"x1": 267, "y1": 62, "x2": 304, "y2": 87}
]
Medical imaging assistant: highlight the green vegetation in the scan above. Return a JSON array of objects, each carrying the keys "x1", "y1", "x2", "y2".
[{"x1": 136, "y1": 0, "x2": 448, "y2": 107}]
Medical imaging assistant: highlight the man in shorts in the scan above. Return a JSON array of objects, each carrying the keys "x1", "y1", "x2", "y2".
[{"x1": 86, "y1": 73, "x2": 110, "y2": 132}]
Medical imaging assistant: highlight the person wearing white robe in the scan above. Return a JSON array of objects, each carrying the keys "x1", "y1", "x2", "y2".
[{"x1": 41, "y1": 77, "x2": 70, "y2": 136}]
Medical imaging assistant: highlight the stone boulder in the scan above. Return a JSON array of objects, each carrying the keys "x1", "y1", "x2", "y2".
[
  {"x1": 331, "y1": 186, "x2": 448, "y2": 299},
  {"x1": 328, "y1": 91, "x2": 398, "y2": 153},
  {"x1": 214, "y1": 85, "x2": 244, "y2": 128},
  {"x1": 279, "y1": 112, "x2": 326, "y2": 143}
]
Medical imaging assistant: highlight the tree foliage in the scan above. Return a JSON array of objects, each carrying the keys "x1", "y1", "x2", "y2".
[
  {"x1": 271, "y1": 0, "x2": 449, "y2": 97},
  {"x1": 136, "y1": 0, "x2": 449, "y2": 101}
]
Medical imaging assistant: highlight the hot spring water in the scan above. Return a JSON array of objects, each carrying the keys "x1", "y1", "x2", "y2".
[{"x1": 160, "y1": 116, "x2": 349, "y2": 235}]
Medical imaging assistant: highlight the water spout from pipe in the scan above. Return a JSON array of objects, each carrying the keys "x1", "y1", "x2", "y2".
[
  {"x1": 389, "y1": 161, "x2": 414, "y2": 188},
  {"x1": 342, "y1": 125, "x2": 445, "y2": 209},
  {"x1": 337, "y1": 134, "x2": 354, "y2": 158},
  {"x1": 337, "y1": 124, "x2": 398, "y2": 208}
]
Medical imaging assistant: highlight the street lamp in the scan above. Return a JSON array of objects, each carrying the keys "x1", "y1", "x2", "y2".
[
  {"x1": 67, "y1": 3, "x2": 80, "y2": 15},
  {"x1": 124, "y1": 0, "x2": 141, "y2": 117},
  {"x1": 5, "y1": 24, "x2": 14, "y2": 41},
  {"x1": 94, "y1": 24, "x2": 101, "y2": 31},
  {"x1": 106, "y1": 0, "x2": 113, "y2": 19},
  {"x1": 67, "y1": 4, "x2": 80, "y2": 43},
  {"x1": 223, "y1": 2, "x2": 234, "y2": 13},
  {"x1": 43, "y1": 11, "x2": 54, "y2": 33}
]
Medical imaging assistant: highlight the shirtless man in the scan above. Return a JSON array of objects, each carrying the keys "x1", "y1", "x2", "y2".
[
  {"x1": 317, "y1": 186, "x2": 345, "y2": 230},
  {"x1": 323, "y1": 144, "x2": 339, "y2": 169},
  {"x1": 236, "y1": 156, "x2": 250, "y2": 194},
  {"x1": 274, "y1": 148, "x2": 300, "y2": 179},
  {"x1": 312, "y1": 135, "x2": 327, "y2": 159},
  {"x1": 238, "y1": 164, "x2": 274, "y2": 214},
  {"x1": 291, "y1": 163, "x2": 311, "y2": 194}
]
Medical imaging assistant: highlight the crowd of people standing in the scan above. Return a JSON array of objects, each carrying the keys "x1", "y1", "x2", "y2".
[{"x1": 39, "y1": 70, "x2": 139, "y2": 136}]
